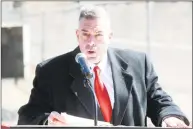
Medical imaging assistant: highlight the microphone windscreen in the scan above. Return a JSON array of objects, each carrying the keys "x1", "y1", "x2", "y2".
[{"x1": 75, "y1": 53, "x2": 86, "y2": 63}]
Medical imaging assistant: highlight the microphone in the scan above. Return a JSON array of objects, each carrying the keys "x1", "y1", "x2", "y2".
[
  {"x1": 75, "y1": 53, "x2": 98, "y2": 126},
  {"x1": 75, "y1": 53, "x2": 93, "y2": 79}
]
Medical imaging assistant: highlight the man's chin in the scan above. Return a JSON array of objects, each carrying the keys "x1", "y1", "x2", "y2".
[{"x1": 87, "y1": 57, "x2": 100, "y2": 65}]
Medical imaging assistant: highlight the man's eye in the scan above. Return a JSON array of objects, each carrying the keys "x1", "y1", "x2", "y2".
[
  {"x1": 96, "y1": 34, "x2": 103, "y2": 36},
  {"x1": 83, "y1": 33, "x2": 90, "y2": 36}
]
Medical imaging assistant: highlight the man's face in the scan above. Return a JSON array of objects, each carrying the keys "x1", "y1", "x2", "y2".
[{"x1": 76, "y1": 17, "x2": 112, "y2": 64}]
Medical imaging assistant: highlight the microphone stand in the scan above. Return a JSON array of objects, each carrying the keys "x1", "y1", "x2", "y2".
[{"x1": 83, "y1": 77, "x2": 98, "y2": 126}]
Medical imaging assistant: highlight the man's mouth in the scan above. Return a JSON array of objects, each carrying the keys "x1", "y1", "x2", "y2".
[{"x1": 88, "y1": 51, "x2": 95, "y2": 54}]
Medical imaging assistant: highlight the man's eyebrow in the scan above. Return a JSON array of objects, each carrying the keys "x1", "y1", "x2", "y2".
[
  {"x1": 95, "y1": 31, "x2": 103, "y2": 33},
  {"x1": 80, "y1": 29, "x2": 103, "y2": 33},
  {"x1": 81, "y1": 29, "x2": 89, "y2": 32}
]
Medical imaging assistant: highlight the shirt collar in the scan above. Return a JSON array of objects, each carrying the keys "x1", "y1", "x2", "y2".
[{"x1": 88, "y1": 54, "x2": 108, "y2": 72}]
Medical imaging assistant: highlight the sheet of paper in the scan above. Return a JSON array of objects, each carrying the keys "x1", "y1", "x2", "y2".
[{"x1": 61, "y1": 112, "x2": 112, "y2": 126}]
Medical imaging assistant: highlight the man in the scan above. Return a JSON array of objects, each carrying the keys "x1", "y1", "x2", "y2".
[{"x1": 18, "y1": 5, "x2": 190, "y2": 127}]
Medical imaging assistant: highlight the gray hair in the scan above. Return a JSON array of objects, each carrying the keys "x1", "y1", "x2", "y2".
[{"x1": 79, "y1": 5, "x2": 110, "y2": 22}]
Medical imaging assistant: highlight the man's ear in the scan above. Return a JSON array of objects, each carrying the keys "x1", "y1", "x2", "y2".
[
  {"x1": 76, "y1": 29, "x2": 79, "y2": 39},
  {"x1": 109, "y1": 32, "x2": 113, "y2": 39}
]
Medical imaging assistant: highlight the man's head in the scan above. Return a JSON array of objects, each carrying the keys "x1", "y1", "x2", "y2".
[{"x1": 76, "y1": 5, "x2": 112, "y2": 64}]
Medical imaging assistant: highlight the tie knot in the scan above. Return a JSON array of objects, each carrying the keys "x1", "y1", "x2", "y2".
[{"x1": 93, "y1": 66, "x2": 101, "y2": 75}]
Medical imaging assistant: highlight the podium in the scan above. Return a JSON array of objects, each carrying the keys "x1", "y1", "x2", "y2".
[{"x1": 6, "y1": 125, "x2": 164, "y2": 129}]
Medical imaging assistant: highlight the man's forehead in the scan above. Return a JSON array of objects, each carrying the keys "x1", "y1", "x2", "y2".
[
  {"x1": 80, "y1": 26, "x2": 105, "y2": 33},
  {"x1": 79, "y1": 18, "x2": 110, "y2": 32}
]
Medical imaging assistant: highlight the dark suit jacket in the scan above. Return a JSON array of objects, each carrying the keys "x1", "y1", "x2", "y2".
[{"x1": 17, "y1": 47, "x2": 189, "y2": 126}]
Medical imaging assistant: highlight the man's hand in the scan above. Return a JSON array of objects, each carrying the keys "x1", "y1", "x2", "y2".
[
  {"x1": 162, "y1": 117, "x2": 190, "y2": 128},
  {"x1": 48, "y1": 111, "x2": 67, "y2": 126}
]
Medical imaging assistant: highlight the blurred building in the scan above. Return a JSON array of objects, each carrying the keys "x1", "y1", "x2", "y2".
[{"x1": 2, "y1": 1, "x2": 192, "y2": 125}]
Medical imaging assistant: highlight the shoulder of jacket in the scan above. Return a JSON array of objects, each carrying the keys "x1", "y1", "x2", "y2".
[
  {"x1": 38, "y1": 51, "x2": 73, "y2": 68},
  {"x1": 110, "y1": 47, "x2": 146, "y2": 60}
]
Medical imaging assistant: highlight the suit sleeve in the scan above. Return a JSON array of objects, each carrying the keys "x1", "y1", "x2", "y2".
[
  {"x1": 17, "y1": 64, "x2": 53, "y2": 125},
  {"x1": 145, "y1": 54, "x2": 190, "y2": 127}
]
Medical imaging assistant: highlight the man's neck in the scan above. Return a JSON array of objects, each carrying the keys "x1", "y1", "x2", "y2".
[{"x1": 89, "y1": 54, "x2": 108, "y2": 71}]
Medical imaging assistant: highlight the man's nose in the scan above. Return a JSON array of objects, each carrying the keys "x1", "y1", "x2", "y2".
[{"x1": 87, "y1": 36, "x2": 95, "y2": 45}]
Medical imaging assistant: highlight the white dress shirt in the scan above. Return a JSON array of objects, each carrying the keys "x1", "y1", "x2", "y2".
[{"x1": 88, "y1": 54, "x2": 114, "y2": 108}]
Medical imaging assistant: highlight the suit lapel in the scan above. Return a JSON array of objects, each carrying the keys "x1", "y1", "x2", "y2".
[
  {"x1": 108, "y1": 48, "x2": 133, "y2": 125},
  {"x1": 69, "y1": 47, "x2": 133, "y2": 124},
  {"x1": 69, "y1": 47, "x2": 104, "y2": 120}
]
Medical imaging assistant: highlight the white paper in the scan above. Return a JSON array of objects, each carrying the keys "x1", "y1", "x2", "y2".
[{"x1": 61, "y1": 112, "x2": 112, "y2": 126}]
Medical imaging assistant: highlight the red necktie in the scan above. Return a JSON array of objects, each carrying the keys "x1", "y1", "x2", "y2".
[{"x1": 94, "y1": 66, "x2": 112, "y2": 122}]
